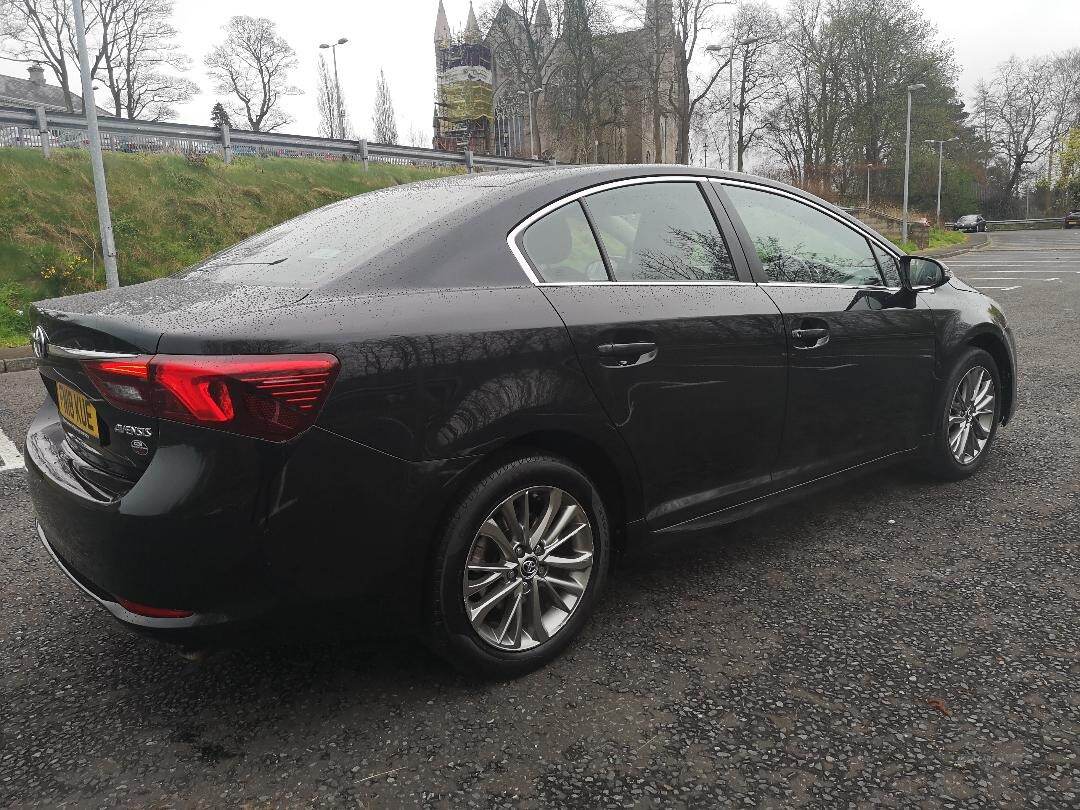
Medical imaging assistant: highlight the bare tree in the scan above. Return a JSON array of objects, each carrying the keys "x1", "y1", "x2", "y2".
[
  {"x1": 977, "y1": 56, "x2": 1055, "y2": 204},
  {"x1": 407, "y1": 125, "x2": 428, "y2": 147},
  {"x1": 543, "y1": 0, "x2": 626, "y2": 161},
  {"x1": 672, "y1": 0, "x2": 736, "y2": 164},
  {"x1": 205, "y1": 15, "x2": 299, "y2": 132},
  {"x1": 371, "y1": 68, "x2": 398, "y2": 144},
  {"x1": 92, "y1": 0, "x2": 197, "y2": 120},
  {"x1": 714, "y1": 0, "x2": 780, "y2": 170},
  {"x1": 1045, "y1": 49, "x2": 1080, "y2": 185},
  {"x1": 482, "y1": 0, "x2": 562, "y2": 158},
  {"x1": 1, "y1": 0, "x2": 77, "y2": 111}
]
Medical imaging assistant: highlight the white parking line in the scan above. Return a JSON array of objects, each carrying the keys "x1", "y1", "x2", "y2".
[
  {"x1": 0, "y1": 428, "x2": 24, "y2": 472},
  {"x1": 974, "y1": 285, "x2": 1022, "y2": 291}
]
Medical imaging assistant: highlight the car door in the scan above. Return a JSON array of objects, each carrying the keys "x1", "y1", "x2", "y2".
[
  {"x1": 714, "y1": 180, "x2": 936, "y2": 488},
  {"x1": 513, "y1": 177, "x2": 788, "y2": 531}
]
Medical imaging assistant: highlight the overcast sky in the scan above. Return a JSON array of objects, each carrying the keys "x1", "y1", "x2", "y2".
[{"x1": 2, "y1": 0, "x2": 1077, "y2": 140}]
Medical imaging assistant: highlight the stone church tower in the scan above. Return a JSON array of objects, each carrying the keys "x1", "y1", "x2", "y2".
[{"x1": 433, "y1": 1, "x2": 495, "y2": 153}]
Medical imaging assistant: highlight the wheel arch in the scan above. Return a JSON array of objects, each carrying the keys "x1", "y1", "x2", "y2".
[
  {"x1": 431, "y1": 429, "x2": 643, "y2": 558},
  {"x1": 964, "y1": 330, "x2": 1015, "y2": 425}
]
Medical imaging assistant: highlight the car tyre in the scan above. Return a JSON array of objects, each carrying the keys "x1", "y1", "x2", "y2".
[
  {"x1": 921, "y1": 347, "x2": 1001, "y2": 481},
  {"x1": 424, "y1": 454, "x2": 610, "y2": 678}
]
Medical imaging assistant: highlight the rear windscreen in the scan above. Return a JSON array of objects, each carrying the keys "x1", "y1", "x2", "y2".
[{"x1": 178, "y1": 182, "x2": 492, "y2": 287}]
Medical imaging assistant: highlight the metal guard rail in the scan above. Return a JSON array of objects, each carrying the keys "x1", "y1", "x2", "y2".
[{"x1": 0, "y1": 106, "x2": 555, "y2": 171}]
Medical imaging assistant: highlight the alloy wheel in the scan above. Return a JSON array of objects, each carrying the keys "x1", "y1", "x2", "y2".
[
  {"x1": 462, "y1": 486, "x2": 594, "y2": 651},
  {"x1": 947, "y1": 365, "x2": 996, "y2": 465}
]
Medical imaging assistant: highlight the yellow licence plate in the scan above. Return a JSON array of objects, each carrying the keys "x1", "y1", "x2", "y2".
[{"x1": 56, "y1": 381, "x2": 100, "y2": 439}]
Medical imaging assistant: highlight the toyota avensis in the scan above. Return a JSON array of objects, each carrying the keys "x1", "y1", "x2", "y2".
[{"x1": 26, "y1": 167, "x2": 1016, "y2": 676}]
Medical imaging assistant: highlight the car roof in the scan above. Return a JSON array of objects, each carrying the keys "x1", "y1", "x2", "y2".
[{"x1": 183, "y1": 165, "x2": 900, "y2": 294}]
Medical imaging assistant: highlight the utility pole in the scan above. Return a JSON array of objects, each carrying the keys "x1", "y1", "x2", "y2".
[
  {"x1": 72, "y1": 0, "x2": 119, "y2": 288},
  {"x1": 925, "y1": 137, "x2": 959, "y2": 226},
  {"x1": 902, "y1": 83, "x2": 925, "y2": 245},
  {"x1": 320, "y1": 38, "x2": 349, "y2": 139}
]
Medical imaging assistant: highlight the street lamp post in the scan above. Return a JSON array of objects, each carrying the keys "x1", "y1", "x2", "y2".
[
  {"x1": 865, "y1": 163, "x2": 873, "y2": 209},
  {"x1": 924, "y1": 136, "x2": 959, "y2": 226},
  {"x1": 518, "y1": 88, "x2": 541, "y2": 158},
  {"x1": 902, "y1": 83, "x2": 926, "y2": 244},
  {"x1": 707, "y1": 34, "x2": 766, "y2": 172},
  {"x1": 319, "y1": 38, "x2": 349, "y2": 139},
  {"x1": 72, "y1": 0, "x2": 119, "y2": 288}
]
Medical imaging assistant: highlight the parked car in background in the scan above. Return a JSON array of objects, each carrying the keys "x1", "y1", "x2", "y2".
[
  {"x1": 1064, "y1": 211, "x2": 1080, "y2": 229},
  {"x1": 25, "y1": 167, "x2": 1017, "y2": 677},
  {"x1": 955, "y1": 214, "x2": 987, "y2": 232}
]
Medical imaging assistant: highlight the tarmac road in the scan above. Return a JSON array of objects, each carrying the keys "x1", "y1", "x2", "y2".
[{"x1": 0, "y1": 229, "x2": 1077, "y2": 807}]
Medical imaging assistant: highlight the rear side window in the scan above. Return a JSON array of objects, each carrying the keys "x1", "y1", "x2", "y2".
[
  {"x1": 584, "y1": 182, "x2": 737, "y2": 282},
  {"x1": 724, "y1": 185, "x2": 884, "y2": 286},
  {"x1": 522, "y1": 202, "x2": 607, "y2": 283}
]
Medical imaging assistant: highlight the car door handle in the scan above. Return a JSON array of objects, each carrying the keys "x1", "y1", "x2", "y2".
[
  {"x1": 790, "y1": 327, "x2": 830, "y2": 349},
  {"x1": 597, "y1": 342, "x2": 658, "y2": 367}
]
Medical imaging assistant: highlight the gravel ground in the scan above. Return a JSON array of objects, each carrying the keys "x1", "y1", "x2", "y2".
[{"x1": 0, "y1": 229, "x2": 1077, "y2": 807}]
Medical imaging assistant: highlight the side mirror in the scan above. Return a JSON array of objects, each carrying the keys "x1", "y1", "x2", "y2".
[{"x1": 899, "y1": 255, "x2": 950, "y2": 292}]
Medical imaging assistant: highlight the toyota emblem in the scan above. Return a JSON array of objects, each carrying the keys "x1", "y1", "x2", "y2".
[{"x1": 31, "y1": 325, "x2": 48, "y2": 360}]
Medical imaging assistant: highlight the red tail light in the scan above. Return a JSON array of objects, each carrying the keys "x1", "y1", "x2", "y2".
[{"x1": 83, "y1": 353, "x2": 340, "y2": 441}]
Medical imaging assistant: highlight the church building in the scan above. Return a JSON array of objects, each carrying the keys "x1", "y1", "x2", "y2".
[{"x1": 433, "y1": 0, "x2": 680, "y2": 164}]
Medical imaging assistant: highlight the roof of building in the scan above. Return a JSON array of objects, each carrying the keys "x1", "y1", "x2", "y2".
[{"x1": 0, "y1": 70, "x2": 107, "y2": 115}]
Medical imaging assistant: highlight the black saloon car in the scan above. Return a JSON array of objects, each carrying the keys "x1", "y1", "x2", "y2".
[
  {"x1": 955, "y1": 214, "x2": 987, "y2": 233},
  {"x1": 1064, "y1": 211, "x2": 1080, "y2": 229},
  {"x1": 27, "y1": 167, "x2": 1017, "y2": 676}
]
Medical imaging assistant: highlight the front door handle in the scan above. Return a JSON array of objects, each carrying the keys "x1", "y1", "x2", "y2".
[
  {"x1": 597, "y1": 341, "x2": 658, "y2": 367},
  {"x1": 790, "y1": 326, "x2": 830, "y2": 349}
]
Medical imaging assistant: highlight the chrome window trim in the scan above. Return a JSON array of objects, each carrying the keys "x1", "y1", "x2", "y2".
[
  {"x1": 45, "y1": 345, "x2": 140, "y2": 361},
  {"x1": 507, "y1": 174, "x2": 748, "y2": 288},
  {"x1": 534, "y1": 279, "x2": 755, "y2": 288}
]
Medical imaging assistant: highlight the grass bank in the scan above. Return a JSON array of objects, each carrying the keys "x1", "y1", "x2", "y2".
[
  {"x1": 896, "y1": 227, "x2": 969, "y2": 255},
  {"x1": 0, "y1": 149, "x2": 457, "y2": 345}
]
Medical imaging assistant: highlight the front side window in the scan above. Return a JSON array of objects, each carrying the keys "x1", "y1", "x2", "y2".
[
  {"x1": 724, "y1": 185, "x2": 884, "y2": 286},
  {"x1": 870, "y1": 242, "x2": 901, "y2": 287},
  {"x1": 584, "y1": 182, "x2": 737, "y2": 282},
  {"x1": 521, "y1": 201, "x2": 607, "y2": 283}
]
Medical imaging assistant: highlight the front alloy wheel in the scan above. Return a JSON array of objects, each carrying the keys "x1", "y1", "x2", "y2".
[
  {"x1": 947, "y1": 365, "x2": 996, "y2": 465},
  {"x1": 463, "y1": 487, "x2": 594, "y2": 651},
  {"x1": 923, "y1": 347, "x2": 1002, "y2": 480}
]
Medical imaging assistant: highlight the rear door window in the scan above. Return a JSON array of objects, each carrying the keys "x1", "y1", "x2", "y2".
[
  {"x1": 584, "y1": 182, "x2": 738, "y2": 282},
  {"x1": 521, "y1": 202, "x2": 608, "y2": 283}
]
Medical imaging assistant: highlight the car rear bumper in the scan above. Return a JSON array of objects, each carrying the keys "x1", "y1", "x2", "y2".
[
  {"x1": 26, "y1": 396, "x2": 467, "y2": 642},
  {"x1": 37, "y1": 523, "x2": 219, "y2": 630}
]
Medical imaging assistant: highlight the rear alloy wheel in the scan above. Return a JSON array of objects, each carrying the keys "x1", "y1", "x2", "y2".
[
  {"x1": 463, "y1": 486, "x2": 594, "y2": 651},
  {"x1": 426, "y1": 455, "x2": 609, "y2": 677},
  {"x1": 923, "y1": 347, "x2": 1001, "y2": 480}
]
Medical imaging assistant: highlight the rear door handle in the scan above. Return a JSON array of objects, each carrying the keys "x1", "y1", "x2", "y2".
[
  {"x1": 790, "y1": 327, "x2": 830, "y2": 349},
  {"x1": 597, "y1": 341, "x2": 658, "y2": 367}
]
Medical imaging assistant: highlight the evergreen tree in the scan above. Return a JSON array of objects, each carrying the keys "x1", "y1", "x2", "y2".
[
  {"x1": 211, "y1": 102, "x2": 232, "y2": 130},
  {"x1": 371, "y1": 69, "x2": 399, "y2": 144}
]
